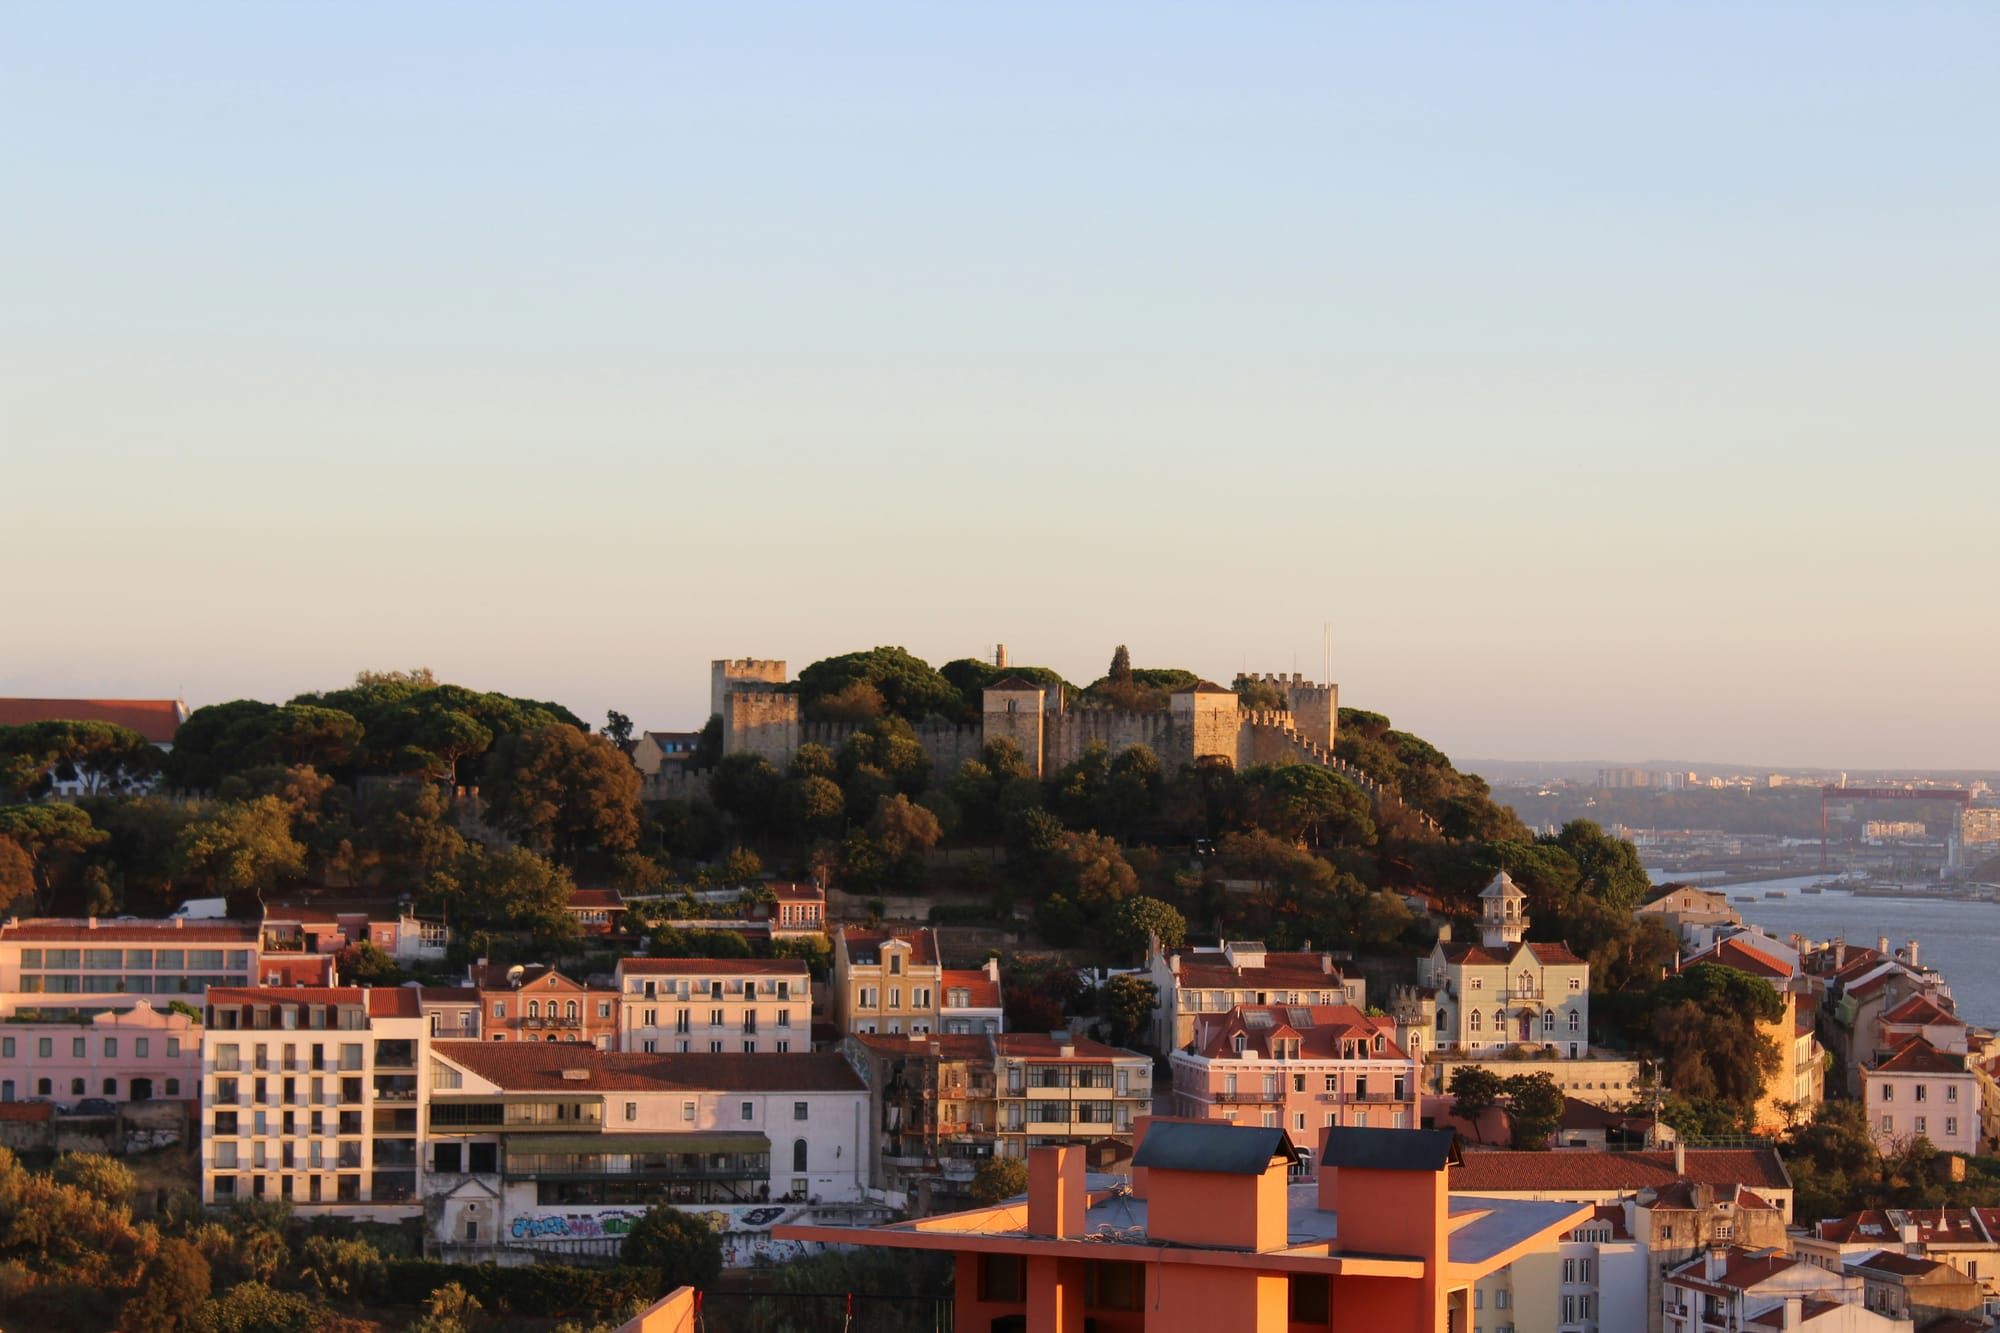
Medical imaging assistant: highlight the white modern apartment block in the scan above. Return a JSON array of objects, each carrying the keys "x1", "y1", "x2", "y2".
[
  {"x1": 612, "y1": 958, "x2": 811, "y2": 1054},
  {"x1": 199, "y1": 986, "x2": 428, "y2": 1218}
]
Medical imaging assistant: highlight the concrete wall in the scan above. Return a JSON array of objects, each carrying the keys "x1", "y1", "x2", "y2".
[{"x1": 711, "y1": 659, "x2": 786, "y2": 723}]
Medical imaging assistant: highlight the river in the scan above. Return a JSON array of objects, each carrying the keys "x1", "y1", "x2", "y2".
[{"x1": 1651, "y1": 872, "x2": 2000, "y2": 1030}]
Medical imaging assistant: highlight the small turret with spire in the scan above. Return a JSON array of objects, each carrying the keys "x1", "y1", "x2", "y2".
[{"x1": 1478, "y1": 870, "x2": 1528, "y2": 949}]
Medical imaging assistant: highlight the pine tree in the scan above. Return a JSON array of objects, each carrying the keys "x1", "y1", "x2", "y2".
[{"x1": 1108, "y1": 645, "x2": 1133, "y2": 685}]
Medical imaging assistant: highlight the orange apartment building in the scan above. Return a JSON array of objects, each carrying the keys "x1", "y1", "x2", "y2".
[
  {"x1": 612, "y1": 956, "x2": 811, "y2": 1055},
  {"x1": 778, "y1": 1119, "x2": 1592, "y2": 1332},
  {"x1": 833, "y1": 927, "x2": 944, "y2": 1036}
]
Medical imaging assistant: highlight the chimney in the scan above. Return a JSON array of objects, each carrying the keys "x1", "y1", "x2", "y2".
[
  {"x1": 1878, "y1": 936, "x2": 1890, "y2": 955},
  {"x1": 1704, "y1": 1242, "x2": 1726, "y2": 1280},
  {"x1": 1674, "y1": 1141, "x2": 1686, "y2": 1177},
  {"x1": 1907, "y1": 939, "x2": 1920, "y2": 968},
  {"x1": 1026, "y1": 1146, "x2": 1085, "y2": 1237},
  {"x1": 1834, "y1": 937, "x2": 1846, "y2": 968},
  {"x1": 1782, "y1": 1296, "x2": 1802, "y2": 1328},
  {"x1": 88, "y1": 917, "x2": 98, "y2": 930}
]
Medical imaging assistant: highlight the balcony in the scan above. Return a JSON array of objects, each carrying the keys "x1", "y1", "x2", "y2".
[
  {"x1": 1213, "y1": 1089, "x2": 1283, "y2": 1104},
  {"x1": 518, "y1": 1015, "x2": 583, "y2": 1031}
]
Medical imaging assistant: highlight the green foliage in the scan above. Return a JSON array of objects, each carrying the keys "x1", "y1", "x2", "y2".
[
  {"x1": 620, "y1": 1206, "x2": 723, "y2": 1292},
  {"x1": 335, "y1": 938, "x2": 402, "y2": 985},
  {"x1": 190, "y1": 1282, "x2": 323, "y2": 1333},
  {"x1": 0, "y1": 802, "x2": 108, "y2": 912},
  {"x1": 379, "y1": 1260, "x2": 661, "y2": 1319},
  {"x1": 297, "y1": 1234, "x2": 386, "y2": 1300},
  {"x1": 481, "y1": 725, "x2": 642, "y2": 859},
  {"x1": 1107, "y1": 895, "x2": 1187, "y2": 960},
  {"x1": 796, "y1": 647, "x2": 964, "y2": 723},
  {"x1": 1449, "y1": 1066, "x2": 1504, "y2": 1140},
  {"x1": 1241, "y1": 764, "x2": 1375, "y2": 848},
  {"x1": 0, "y1": 720, "x2": 163, "y2": 799},
  {"x1": 423, "y1": 845, "x2": 578, "y2": 945},
  {"x1": 119, "y1": 1239, "x2": 211, "y2": 1333},
  {"x1": 52, "y1": 1152, "x2": 135, "y2": 1204},
  {"x1": 0, "y1": 836, "x2": 35, "y2": 917},
  {"x1": 1633, "y1": 964, "x2": 1785, "y2": 1122},
  {"x1": 1097, "y1": 974, "x2": 1158, "y2": 1048},
  {"x1": 970, "y1": 1156, "x2": 1030, "y2": 1204},
  {"x1": 1502, "y1": 1072, "x2": 1565, "y2": 1150},
  {"x1": 172, "y1": 796, "x2": 307, "y2": 894}
]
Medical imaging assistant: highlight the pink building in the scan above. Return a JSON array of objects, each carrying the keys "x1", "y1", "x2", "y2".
[
  {"x1": 0, "y1": 999, "x2": 203, "y2": 1106},
  {"x1": 1169, "y1": 1004, "x2": 1418, "y2": 1162}
]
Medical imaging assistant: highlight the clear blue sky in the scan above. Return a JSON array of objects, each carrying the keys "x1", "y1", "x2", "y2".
[{"x1": 5, "y1": 5, "x2": 1996, "y2": 769}]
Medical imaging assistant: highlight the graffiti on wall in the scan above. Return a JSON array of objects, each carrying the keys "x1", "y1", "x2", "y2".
[{"x1": 506, "y1": 1203, "x2": 807, "y2": 1255}]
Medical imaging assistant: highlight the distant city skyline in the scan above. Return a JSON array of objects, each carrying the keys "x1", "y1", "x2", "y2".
[{"x1": 7, "y1": 6, "x2": 1996, "y2": 771}]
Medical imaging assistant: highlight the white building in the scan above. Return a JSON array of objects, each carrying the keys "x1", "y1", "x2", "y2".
[
  {"x1": 612, "y1": 957, "x2": 811, "y2": 1055},
  {"x1": 423, "y1": 1043, "x2": 870, "y2": 1264},
  {"x1": 1663, "y1": 1245, "x2": 1911, "y2": 1332},
  {"x1": 199, "y1": 986, "x2": 428, "y2": 1219},
  {"x1": 1420, "y1": 871, "x2": 1591, "y2": 1058},
  {"x1": 1861, "y1": 1036, "x2": 1981, "y2": 1157}
]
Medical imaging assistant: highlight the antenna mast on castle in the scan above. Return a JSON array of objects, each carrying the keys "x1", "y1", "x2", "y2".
[{"x1": 1322, "y1": 621, "x2": 1331, "y2": 684}]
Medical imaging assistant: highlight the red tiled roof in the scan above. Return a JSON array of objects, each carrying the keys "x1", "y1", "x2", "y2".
[
  {"x1": 467, "y1": 962, "x2": 555, "y2": 990},
  {"x1": 940, "y1": 969, "x2": 1001, "y2": 1009},
  {"x1": 839, "y1": 927, "x2": 939, "y2": 967},
  {"x1": 617, "y1": 958, "x2": 809, "y2": 976},
  {"x1": 851, "y1": 1032, "x2": 993, "y2": 1060},
  {"x1": 1852, "y1": 1252, "x2": 1957, "y2": 1278},
  {"x1": 567, "y1": 889, "x2": 625, "y2": 911},
  {"x1": 1746, "y1": 1299, "x2": 1844, "y2": 1329},
  {"x1": 1682, "y1": 937, "x2": 1794, "y2": 980},
  {"x1": 0, "y1": 698, "x2": 186, "y2": 744},
  {"x1": 0, "y1": 1101, "x2": 54, "y2": 1124},
  {"x1": 1558, "y1": 1096, "x2": 1655, "y2": 1134},
  {"x1": 1881, "y1": 994, "x2": 1960, "y2": 1027},
  {"x1": 1871, "y1": 1036, "x2": 1965, "y2": 1075},
  {"x1": 1567, "y1": 1203, "x2": 1632, "y2": 1241},
  {"x1": 0, "y1": 918, "x2": 259, "y2": 943},
  {"x1": 417, "y1": 986, "x2": 479, "y2": 1003},
  {"x1": 1666, "y1": 1246, "x2": 1801, "y2": 1293},
  {"x1": 205, "y1": 985, "x2": 419, "y2": 1017},
  {"x1": 1188, "y1": 1004, "x2": 1404, "y2": 1062},
  {"x1": 1437, "y1": 940, "x2": 1585, "y2": 968},
  {"x1": 1452, "y1": 1148, "x2": 1791, "y2": 1195},
  {"x1": 1526, "y1": 942, "x2": 1584, "y2": 965},
  {"x1": 769, "y1": 883, "x2": 825, "y2": 903},
  {"x1": 994, "y1": 1033, "x2": 1141, "y2": 1062},
  {"x1": 1174, "y1": 950, "x2": 1343, "y2": 990},
  {"x1": 432, "y1": 1042, "x2": 863, "y2": 1093},
  {"x1": 259, "y1": 955, "x2": 338, "y2": 986}
]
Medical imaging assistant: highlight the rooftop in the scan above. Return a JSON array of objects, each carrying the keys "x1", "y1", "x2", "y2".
[
  {"x1": 206, "y1": 986, "x2": 421, "y2": 1018},
  {"x1": 1450, "y1": 1148, "x2": 1791, "y2": 1195},
  {"x1": 617, "y1": 957, "x2": 809, "y2": 976},
  {"x1": 432, "y1": 1042, "x2": 864, "y2": 1094},
  {"x1": 839, "y1": 927, "x2": 939, "y2": 967},
  {"x1": 0, "y1": 697, "x2": 187, "y2": 744},
  {"x1": 994, "y1": 1033, "x2": 1143, "y2": 1062},
  {"x1": 0, "y1": 917, "x2": 260, "y2": 944},
  {"x1": 940, "y1": 968, "x2": 1002, "y2": 1009}
]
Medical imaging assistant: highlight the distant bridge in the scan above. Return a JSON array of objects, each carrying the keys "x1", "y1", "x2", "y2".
[{"x1": 1820, "y1": 785, "x2": 1973, "y2": 867}]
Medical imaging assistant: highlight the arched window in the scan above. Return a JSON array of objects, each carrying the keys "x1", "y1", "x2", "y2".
[
  {"x1": 104, "y1": 1078, "x2": 118, "y2": 1095},
  {"x1": 165, "y1": 1079, "x2": 180, "y2": 1096},
  {"x1": 1519, "y1": 971, "x2": 1533, "y2": 993},
  {"x1": 793, "y1": 1139, "x2": 808, "y2": 1172},
  {"x1": 1493, "y1": 1010, "x2": 1505, "y2": 1031},
  {"x1": 1436, "y1": 1011, "x2": 1448, "y2": 1031},
  {"x1": 71, "y1": 1078, "x2": 85, "y2": 1095},
  {"x1": 566, "y1": 1000, "x2": 578, "y2": 1020},
  {"x1": 1568, "y1": 1010, "x2": 1580, "y2": 1032},
  {"x1": 1469, "y1": 1011, "x2": 1482, "y2": 1032},
  {"x1": 1543, "y1": 1009, "x2": 1555, "y2": 1032},
  {"x1": 527, "y1": 1000, "x2": 540, "y2": 1018}
]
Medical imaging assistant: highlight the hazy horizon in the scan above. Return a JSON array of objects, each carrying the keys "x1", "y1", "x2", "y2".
[{"x1": 7, "y1": 5, "x2": 1997, "y2": 771}]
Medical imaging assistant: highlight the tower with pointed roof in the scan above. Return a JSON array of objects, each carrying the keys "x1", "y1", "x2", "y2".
[{"x1": 1478, "y1": 871, "x2": 1527, "y2": 949}]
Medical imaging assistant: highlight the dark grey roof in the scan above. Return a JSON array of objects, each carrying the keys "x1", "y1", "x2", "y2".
[
  {"x1": 1318, "y1": 1126, "x2": 1458, "y2": 1173},
  {"x1": 1133, "y1": 1122, "x2": 1299, "y2": 1176}
]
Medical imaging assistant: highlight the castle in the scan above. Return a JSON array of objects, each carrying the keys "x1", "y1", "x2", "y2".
[{"x1": 709, "y1": 657, "x2": 1351, "y2": 781}]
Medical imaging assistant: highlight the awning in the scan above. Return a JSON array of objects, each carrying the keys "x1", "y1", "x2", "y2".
[{"x1": 507, "y1": 1132, "x2": 770, "y2": 1156}]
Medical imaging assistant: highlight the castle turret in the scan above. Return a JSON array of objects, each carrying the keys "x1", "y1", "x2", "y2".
[
  {"x1": 982, "y1": 677, "x2": 1049, "y2": 778},
  {"x1": 1478, "y1": 870, "x2": 1528, "y2": 949}
]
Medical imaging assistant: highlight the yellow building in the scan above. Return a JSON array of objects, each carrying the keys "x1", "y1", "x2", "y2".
[{"x1": 832, "y1": 927, "x2": 944, "y2": 1036}]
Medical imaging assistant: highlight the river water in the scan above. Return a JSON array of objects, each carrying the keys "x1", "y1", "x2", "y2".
[{"x1": 1651, "y1": 873, "x2": 2000, "y2": 1030}]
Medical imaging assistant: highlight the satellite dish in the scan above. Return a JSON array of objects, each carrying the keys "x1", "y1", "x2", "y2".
[{"x1": 507, "y1": 965, "x2": 526, "y2": 988}]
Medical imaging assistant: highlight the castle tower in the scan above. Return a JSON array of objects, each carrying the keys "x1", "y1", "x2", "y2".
[
  {"x1": 1169, "y1": 681, "x2": 1243, "y2": 769},
  {"x1": 1282, "y1": 674, "x2": 1338, "y2": 751},
  {"x1": 1478, "y1": 871, "x2": 1527, "y2": 949},
  {"x1": 711, "y1": 658, "x2": 787, "y2": 722},
  {"x1": 982, "y1": 677, "x2": 1048, "y2": 778}
]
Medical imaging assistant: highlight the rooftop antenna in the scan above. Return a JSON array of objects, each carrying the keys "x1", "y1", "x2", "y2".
[{"x1": 1323, "y1": 621, "x2": 1331, "y2": 684}]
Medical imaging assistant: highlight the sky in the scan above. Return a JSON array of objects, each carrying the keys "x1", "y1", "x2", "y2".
[{"x1": 4, "y1": 5, "x2": 1996, "y2": 771}]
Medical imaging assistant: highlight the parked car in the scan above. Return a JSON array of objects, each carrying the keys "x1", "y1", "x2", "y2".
[{"x1": 68, "y1": 1098, "x2": 118, "y2": 1117}]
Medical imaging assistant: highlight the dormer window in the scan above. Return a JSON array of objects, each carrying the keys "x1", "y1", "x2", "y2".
[
  {"x1": 889, "y1": 955, "x2": 902, "y2": 976},
  {"x1": 1233, "y1": 1035, "x2": 1246, "y2": 1054}
]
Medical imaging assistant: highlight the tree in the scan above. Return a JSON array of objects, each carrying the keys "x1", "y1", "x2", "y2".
[
  {"x1": 621, "y1": 1205, "x2": 723, "y2": 1292},
  {"x1": 190, "y1": 1282, "x2": 321, "y2": 1333},
  {"x1": 482, "y1": 724, "x2": 642, "y2": 859},
  {"x1": 119, "y1": 1239, "x2": 211, "y2": 1333},
  {"x1": 0, "y1": 721, "x2": 162, "y2": 798},
  {"x1": 172, "y1": 796, "x2": 306, "y2": 895},
  {"x1": 1107, "y1": 896, "x2": 1187, "y2": 961},
  {"x1": 603, "y1": 710, "x2": 634, "y2": 747},
  {"x1": 1047, "y1": 830, "x2": 1139, "y2": 906},
  {"x1": 1642, "y1": 963, "x2": 1786, "y2": 1117},
  {"x1": 265, "y1": 706, "x2": 364, "y2": 770},
  {"x1": 1241, "y1": 764, "x2": 1375, "y2": 848},
  {"x1": 1449, "y1": 1066, "x2": 1504, "y2": 1142},
  {"x1": 334, "y1": 939, "x2": 400, "y2": 985},
  {"x1": 52, "y1": 1152, "x2": 135, "y2": 1204},
  {"x1": 795, "y1": 647, "x2": 964, "y2": 723},
  {"x1": 296, "y1": 1234, "x2": 384, "y2": 1300},
  {"x1": 0, "y1": 836, "x2": 34, "y2": 917},
  {"x1": 0, "y1": 802, "x2": 109, "y2": 912},
  {"x1": 425, "y1": 845, "x2": 578, "y2": 944},
  {"x1": 869, "y1": 794, "x2": 942, "y2": 860},
  {"x1": 1550, "y1": 820, "x2": 1651, "y2": 913},
  {"x1": 1502, "y1": 1072, "x2": 1565, "y2": 1150},
  {"x1": 970, "y1": 1156, "x2": 1030, "y2": 1204},
  {"x1": 1098, "y1": 974, "x2": 1158, "y2": 1048},
  {"x1": 1108, "y1": 645, "x2": 1133, "y2": 686}
]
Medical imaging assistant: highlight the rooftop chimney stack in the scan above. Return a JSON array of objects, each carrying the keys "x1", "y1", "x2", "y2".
[
  {"x1": 1907, "y1": 939, "x2": 1920, "y2": 968},
  {"x1": 1674, "y1": 1141, "x2": 1687, "y2": 1177}
]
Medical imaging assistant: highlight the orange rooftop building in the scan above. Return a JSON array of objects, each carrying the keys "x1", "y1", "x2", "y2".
[{"x1": 777, "y1": 1120, "x2": 1593, "y2": 1332}]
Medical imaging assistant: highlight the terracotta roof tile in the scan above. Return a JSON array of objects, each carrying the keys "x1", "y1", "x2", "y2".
[
  {"x1": 1871, "y1": 1036, "x2": 1966, "y2": 1075},
  {"x1": 940, "y1": 969, "x2": 1001, "y2": 1009},
  {"x1": 1189, "y1": 1004, "x2": 1403, "y2": 1061},
  {"x1": 1, "y1": 918, "x2": 259, "y2": 944},
  {"x1": 851, "y1": 1032, "x2": 993, "y2": 1060},
  {"x1": 994, "y1": 1033, "x2": 1143, "y2": 1062},
  {"x1": 1452, "y1": 1148, "x2": 1790, "y2": 1194},
  {"x1": 1882, "y1": 994, "x2": 1960, "y2": 1026},
  {"x1": 617, "y1": 958, "x2": 809, "y2": 976},
  {"x1": 567, "y1": 889, "x2": 625, "y2": 911},
  {"x1": 839, "y1": 927, "x2": 939, "y2": 967},
  {"x1": 204, "y1": 985, "x2": 419, "y2": 1018},
  {"x1": 0, "y1": 698, "x2": 187, "y2": 744},
  {"x1": 1174, "y1": 951, "x2": 1343, "y2": 990},
  {"x1": 1682, "y1": 937, "x2": 1794, "y2": 980}
]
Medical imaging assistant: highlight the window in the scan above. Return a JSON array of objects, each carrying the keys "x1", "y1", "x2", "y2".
[
  {"x1": 1947, "y1": 1117, "x2": 1959, "y2": 1137},
  {"x1": 566, "y1": 1001, "x2": 578, "y2": 1020},
  {"x1": 527, "y1": 1000, "x2": 540, "y2": 1018},
  {"x1": 1471, "y1": 978, "x2": 1483, "y2": 990},
  {"x1": 166, "y1": 1038, "x2": 180, "y2": 1058},
  {"x1": 979, "y1": 1255, "x2": 1026, "y2": 1302},
  {"x1": 598, "y1": 1001, "x2": 611, "y2": 1019},
  {"x1": 794, "y1": 1102, "x2": 808, "y2": 1121},
  {"x1": 0, "y1": 1038, "x2": 9, "y2": 1059},
  {"x1": 1916, "y1": 1084, "x2": 1928, "y2": 1102},
  {"x1": 889, "y1": 955, "x2": 902, "y2": 976},
  {"x1": 1294, "y1": 1113, "x2": 1306, "y2": 1131},
  {"x1": 1470, "y1": 1011, "x2": 1482, "y2": 1032},
  {"x1": 70, "y1": 1078, "x2": 85, "y2": 1095},
  {"x1": 38, "y1": 1038, "x2": 52, "y2": 1057},
  {"x1": 1916, "y1": 1117, "x2": 1928, "y2": 1135},
  {"x1": 1568, "y1": 1010, "x2": 1580, "y2": 1032},
  {"x1": 625, "y1": 1102, "x2": 638, "y2": 1122},
  {"x1": 1542, "y1": 1009, "x2": 1555, "y2": 1032},
  {"x1": 683, "y1": 1100, "x2": 695, "y2": 1122},
  {"x1": 1288, "y1": 1275, "x2": 1330, "y2": 1323},
  {"x1": 165, "y1": 1078, "x2": 180, "y2": 1096},
  {"x1": 1948, "y1": 1085, "x2": 1960, "y2": 1103},
  {"x1": 1568, "y1": 977, "x2": 1582, "y2": 992},
  {"x1": 1882, "y1": 1084, "x2": 1894, "y2": 1100},
  {"x1": 104, "y1": 1037, "x2": 119, "y2": 1058},
  {"x1": 741, "y1": 1101, "x2": 754, "y2": 1121},
  {"x1": 793, "y1": 1138, "x2": 808, "y2": 1172},
  {"x1": 1882, "y1": 1115, "x2": 1895, "y2": 1132},
  {"x1": 103, "y1": 1078, "x2": 117, "y2": 1095},
  {"x1": 1085, "y1": 1260, "x2": 1144, "y2": 1311},
  {"x1": 492, "y1": 1002, "x2": 505, "y2": 1018}
]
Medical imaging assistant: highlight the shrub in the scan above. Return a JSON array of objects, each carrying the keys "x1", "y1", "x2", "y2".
[{"x1": 621, "y1": 1207, "x2": 723, "y2": 1293}]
